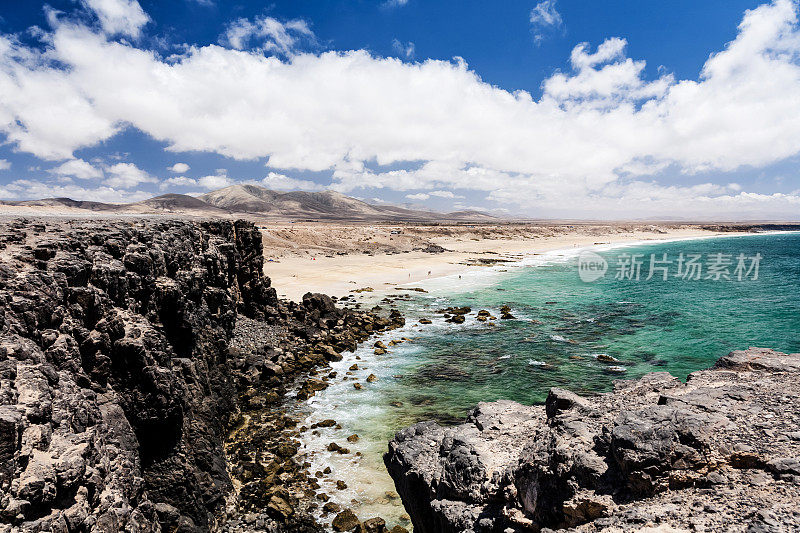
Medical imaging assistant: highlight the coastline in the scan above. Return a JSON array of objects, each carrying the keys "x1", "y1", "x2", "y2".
[
  {"x1": 0, "y1": 217, "x2": 414, "y2": 532},
  {"x1": 290, "y1": 228, "x2": 800, "y2": 530},
  {"x1": 2, "y1": 216, "x2": 796, "y2": 532},
  {"x1": 264, "y1": 227, "x2": 757, "y2": 301},
  {"x1": 385, "y1": 347, "x2": 800, "y2": 532}
]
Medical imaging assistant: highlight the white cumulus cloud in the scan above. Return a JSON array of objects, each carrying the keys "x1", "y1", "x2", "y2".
[
  {"x1": 198, "y1": 174, "x2": 232, "y2": 189},
  {"x1": 260, "y1": 172, "x2": 326, "y2": 191},
  {"x1": 0, "y1": 159, "x2": 10, "y2": 171},
  {"x1": 160, "y1": 176, "x2": 197, "y2": 190},
  {"x1": 0, "y1": 178, "x2": 150, "y2": 203},
  {"x1": 168, "y1": 162, "x2": 190, "y2": 173},
  {"x1": 429, "y1": 190, "x2": 463, "y2": 198},
  {"x1": 543, "y1": 37, "x2": 674, "y2": 106},
  {"x1": 104, "y1": 162, "x2": 156, "y2": 188},
  {"x1": 50, "y1": 158, "x2": 103, "y2": 180},
  {"x1": 405, "y1": 193, "x2": 429, "y2": 200},
  {"x1": 80, "y1": 0, "x2": 150, "y2": 38}
]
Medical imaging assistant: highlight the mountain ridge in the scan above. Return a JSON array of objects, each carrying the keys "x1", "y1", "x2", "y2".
[{"x1": 0, "y1": 184, "x2": 496, "y2": 221}]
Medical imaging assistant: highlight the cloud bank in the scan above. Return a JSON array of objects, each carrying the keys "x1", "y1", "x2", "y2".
[{"x1": 0, "y1": 1, "x2": 799, "y2": 218}]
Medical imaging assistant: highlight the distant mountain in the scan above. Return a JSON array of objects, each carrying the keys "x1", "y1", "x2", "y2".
[
  {"x1": 201, "y1": 184, "x2": 495, "y2": 221},
  {"x1": 1, "y1": 185, "x2": 496, "y2": 222},
  {"x1": 199, "y1": 185, "x2": 388, "y2": 218},
  {"x1": 446, "y1": 210, "x2": 498, "y2": 221},
  {"x1": 131, "y1": 194, "x2": 230, "y2": 214},
  {"x1": 1, "y1": 197, "x2": 121, "y2": 211}
]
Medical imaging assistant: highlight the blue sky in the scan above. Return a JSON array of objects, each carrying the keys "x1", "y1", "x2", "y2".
[{"x1": 0, "y1": 0, "x2": 799, "y2": 219}]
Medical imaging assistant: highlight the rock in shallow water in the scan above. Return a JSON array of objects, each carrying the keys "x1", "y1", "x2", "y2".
[{"x1": 332, "y1": 509, "x2": 359, "y2": 531}]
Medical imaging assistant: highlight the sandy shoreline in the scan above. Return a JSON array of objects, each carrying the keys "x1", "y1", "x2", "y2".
[{"x1": 263, "y1": 226, "x2": 750, "y2": 301}]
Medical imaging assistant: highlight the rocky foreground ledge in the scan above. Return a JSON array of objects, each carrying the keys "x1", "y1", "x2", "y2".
[
  {"x1": 0, "y1": 218, "x2": 404, "y2": 532},
  {"x1": 385, "y1": 348, "x2": 800, "y2": 532}
]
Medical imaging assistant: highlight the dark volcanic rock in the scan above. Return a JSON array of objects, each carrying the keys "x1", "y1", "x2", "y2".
[
  {"x1": 385, "y1": 348, "x2": 800, "y2": 532},
  {"x1": 0, "y1": 219, "x2": 280, "y2": 531},
  {"x1": 0, "y1": 218, "x2": 404, "y2": 533},
  {"x1": 332, "y1": 508, "x2": 359, "y2": 531}
]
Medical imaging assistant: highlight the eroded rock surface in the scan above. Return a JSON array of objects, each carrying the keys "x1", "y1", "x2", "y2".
[
  {"x1": 1, "y1": 219, "x2": 272, "y2": 532},
  {"x1": 385, "y1": 348, "x2": 800, "y2": 532},
  {"x1": 0, "y1": 218, "x2": 403, "y2": 533}
]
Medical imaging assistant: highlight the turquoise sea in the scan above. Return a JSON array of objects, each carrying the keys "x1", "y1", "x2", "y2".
[{"x1": 297, "y1": 232, "x2": 800, "y2": 527}]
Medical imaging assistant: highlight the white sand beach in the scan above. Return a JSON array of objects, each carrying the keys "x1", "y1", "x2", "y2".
[{"x1": 261, "y1": 224, "x2": 747, "y2": 300}]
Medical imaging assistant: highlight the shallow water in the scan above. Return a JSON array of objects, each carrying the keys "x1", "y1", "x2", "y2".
[{"x1": 295, "y1": 232, "x2": 800, "y2": 529}]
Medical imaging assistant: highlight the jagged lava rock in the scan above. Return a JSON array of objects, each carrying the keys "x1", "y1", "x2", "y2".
[
  {"x1": 385, "y1": 348, "x2": 800, "y2": 532},
  {"x1": 0, "y1": 219, "x2": 294, "y2": 532}
]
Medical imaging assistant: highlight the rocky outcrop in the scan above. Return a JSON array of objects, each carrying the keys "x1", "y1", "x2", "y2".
[
  {"x1": 0, "y1": 219, "x2": 266, "y2": 532},
  {"x1": 0, "y1": 218, "x2": 402, "y2": 533},
  {"x1": 222, "y1": 290, "x2": 404, "y2": 533},
  {"x1": 385, "y1": 347, "x2": 800, "y2": 532}
]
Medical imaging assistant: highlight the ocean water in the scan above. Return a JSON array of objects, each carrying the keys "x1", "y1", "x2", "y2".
[{"x1": 296, "y1": 232, "x2": 800, "y2": 528}]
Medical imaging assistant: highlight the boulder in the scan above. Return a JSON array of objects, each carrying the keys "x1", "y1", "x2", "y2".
[
  {"x1": 360, "y1": 517, "x2": 387, "y2": 532},
  {"x1": 332, "y1": 509, "x2": 360, "y2": 531}
]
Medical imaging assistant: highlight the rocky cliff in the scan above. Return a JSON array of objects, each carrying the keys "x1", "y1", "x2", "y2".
[
  {"x1": 0, "y1": 218, "x2": 402, "y2": 533},
  {"x1": 385, "y1": 347, "x2": 800, "y2": 532}
]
